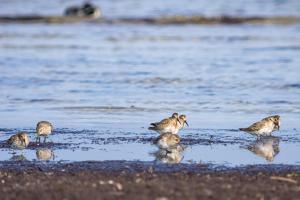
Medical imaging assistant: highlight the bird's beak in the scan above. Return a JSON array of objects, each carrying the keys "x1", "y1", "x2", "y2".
[
  {"x1": 177, "y1": 119, "x2": 182, "y2": 125},
  {"x1": 274, "y1": 123, "x2": 280, "y2": 130},
  {"x1": 185, "y1": 121, "x2": 189, "y2": 127}
]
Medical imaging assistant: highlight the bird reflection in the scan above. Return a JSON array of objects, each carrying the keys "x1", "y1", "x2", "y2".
[
  {"x1": 9, "y1": 154, "x2": 27, "y2": 161},
  {"x1": 246, "y1": 136, "x2": 280, "y2": 162},
  {"x1": 36, "y1": 148, "x2": 54, "y2": 161},
  {"x1": 153, "y1": 145, "x2": 185, "y2": 164}
]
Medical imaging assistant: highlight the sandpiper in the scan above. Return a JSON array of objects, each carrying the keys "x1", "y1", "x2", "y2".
[
  {"x1": 64, "y1": 2, "x2": 101, "y2": 18},
  {"x1": 154, "y1": 132, "x2": 181, "y2": 150},
  {"x1": 239, "y1": 115, "x2": 280, "y2": 137},
  {"x1": 7, "y1": 132, "x2": 29, "y2": 150},
  {"x1": 178, "y1": 114, "x2": 189, "y2": 130},
  {"x1": 148, "y1": 113, "x2": 182, "y2": 134},
  {"x1": 36, "y1": 121, "x2": 53, "y2": 143}
]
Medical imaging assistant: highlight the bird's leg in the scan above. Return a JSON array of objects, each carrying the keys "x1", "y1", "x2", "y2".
[
  {"x1": 43, "y1": 136, "x2": 47, "y2": 143},
  {"x1": 257, "y1": 135, "x2": 261, "y2": 140},
  {"x1": 209, "y1": 135, "x2": 214, "y2": 144},
  {"x1": 166, "y1": 149, "x2": 172, "y2": 156}
]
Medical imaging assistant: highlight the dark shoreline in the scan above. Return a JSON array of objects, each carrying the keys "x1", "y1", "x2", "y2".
[
  {"x1": 1, "y1": 161, "x2": 300, "y2": 200},
  {"x1": 0, "y1": 15, "x2": 299, "y2": 25},
  {"x1": 2, "y1": 160, "x2": 300, "y2": 173}
]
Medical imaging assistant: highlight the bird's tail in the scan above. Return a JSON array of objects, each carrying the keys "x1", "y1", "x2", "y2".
[
  {"x1": 148, "y1": 123, "x2": 158, "y2": 130},
  {"x1": 148, "y1": 126, "x2": 157, "y2": 131},
  {"x1": 239, "y1": 128, "x2": 249, "y2": 131},
  {"x1": 7, "y1": 138, "x2": 13, "y2": 145},
  {"x1": 150, "y1": 123, "x2": 158, "y2": 127}
]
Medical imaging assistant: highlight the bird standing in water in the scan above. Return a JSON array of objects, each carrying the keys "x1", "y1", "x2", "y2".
[
  {"x1": 149, "y1": 113, "x2": 186, "y2": 134},
  {"x1": 36, "y1": 121, "x2": 53, "y2": 143},
  {"x1": 239, "y1": 115, "x2": 280, "y2": 137},
  {"x1": 7, "y1": 132, "x2": 29, "y2": 150}
]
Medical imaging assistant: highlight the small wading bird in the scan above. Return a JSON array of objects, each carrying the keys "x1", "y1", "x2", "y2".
[
  {"x1": 36, "y1": 121, "x2": 53, "y2": 143},
  {"x1": 64, "y1": 2, "x2": 101, "y2": 18},
  {"x1": 7, "y1": 132, "x2": 29, "y2": 150},
  {"x1": 239, "y1": 115, "x2": 280, "y2": 137},
  {"x1": 149, "y1": 113, "x2": 188, "y2": 134},
  {"x1": 178, "y1": 115, "x2": 189, "y2": 129}
]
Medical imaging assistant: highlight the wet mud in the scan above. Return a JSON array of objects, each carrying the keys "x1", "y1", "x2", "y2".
[{"x1": 0, "y1": 161, "x2": 300, "y2": 200}]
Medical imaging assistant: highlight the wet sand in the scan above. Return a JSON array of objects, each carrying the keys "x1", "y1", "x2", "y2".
[{"x1": 0, "y1": 161, "x2": 300, "y2": 200}]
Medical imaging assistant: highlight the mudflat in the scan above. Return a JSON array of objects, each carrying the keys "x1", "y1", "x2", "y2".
[{"x1": 0, "y1": 161, "x2": 300, "y2": 200}]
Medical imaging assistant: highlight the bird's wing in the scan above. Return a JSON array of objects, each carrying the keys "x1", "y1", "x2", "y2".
[
  {"x1": 246, "y1": 121, "x2": 266, "y2": 131},
  {"x1": 7, "y1": 135, "x2": 17, "y2": 145},
  {"x1": 240, "y1": 121, "x2": 265, "y2": 132},
  {"x1": 150, "y1": 118, "x2": 172, "y2": 127}
]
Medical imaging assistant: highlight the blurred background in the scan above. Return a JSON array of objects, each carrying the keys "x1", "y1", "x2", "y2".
[
  {"x1": 0, "y1": 0, "x2": 299, "y2": 129},
  {"x1": 1, "y1": 0, "x2": 300, "y2": 17}
]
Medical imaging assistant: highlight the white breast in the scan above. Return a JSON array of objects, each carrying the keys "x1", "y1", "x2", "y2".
[
  {"x1": 257, "y1": 125, "x2": 274, "y2": 135},
  {"x1": 161, "y1": 126, "x2": 177, "y2": 134}
]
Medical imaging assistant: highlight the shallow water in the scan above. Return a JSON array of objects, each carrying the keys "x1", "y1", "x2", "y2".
[
  {"x1": 0, "y1": 0, "x2": 300, "y2": 166},
  {"x1": 0, "y1": 127, "x2": 299, "y2": 166}
]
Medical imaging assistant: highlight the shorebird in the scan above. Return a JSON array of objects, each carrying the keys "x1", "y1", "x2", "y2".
[
  {"x1": 7, "y1": 132, "x2": 29, "y2": 150},
  {"x1": 154, "y1": 132, "x2": 181, "y2": 150},
  {"x1": 64, "y1": 2, "x2": 101, "y2": 18},
  {"x1": 178, "y1": 114, "x2": 189, "y2": 129},
  {"x1": 246, "y1": 136, "x2": 279, "y2": 162},
  {"x1": 36, "y1": 121, "x2": 53, "y2": 143},
  {"x1": 148, "y1": 113, "x2": 182, "y2": 134},
  {"x1": 239, "y1": 115, "x2": 280, "y2": 137}
]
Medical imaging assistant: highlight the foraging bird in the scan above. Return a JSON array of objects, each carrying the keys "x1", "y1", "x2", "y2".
[
  {"x1": 154, "y1": 132, "x2": 181, "y2": 150},
  {"x1": 170, "y1": 112, "x2": 179, "y2": 120},
  {"x1": 149, "y1": 113, "x2": 184, "y2": 134},
  {"x1": 239, "y1": 115, "x2": 280, "y2": 136},
  {"x1": 7, "y1": 132, "x2": 29, "y2": 150},
  {"x1": 64, "y1": 2, "x2": 101, "y2": 18},
  {"x1": 36, "y1": 121, "x2": 53, "y2": 143},
  {"x1": 178, "y1": 115, "x2": 189, "y2": 129}
]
